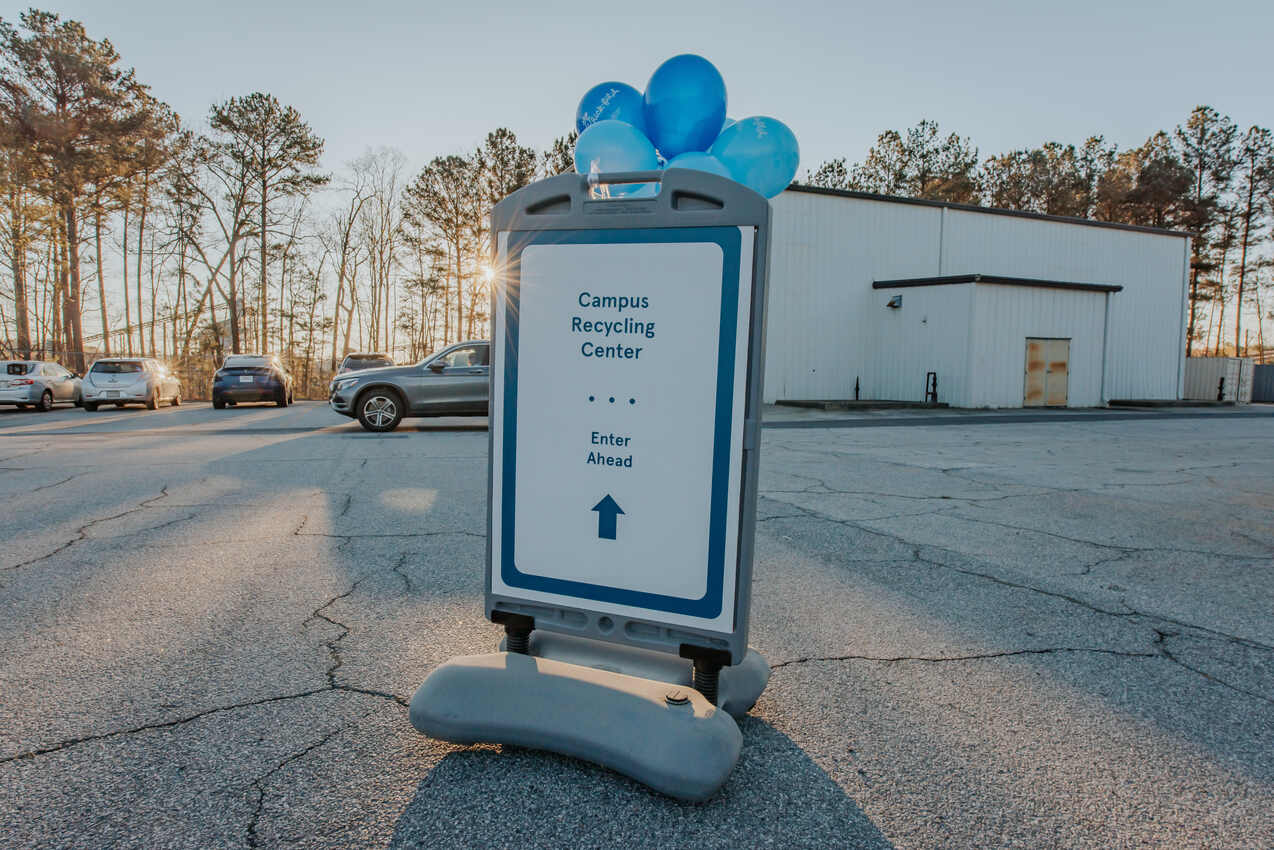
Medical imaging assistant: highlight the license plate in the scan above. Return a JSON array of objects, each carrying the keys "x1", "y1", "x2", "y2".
[
  {"x1": 239, "y1": 376, "x2": 254, "y2": 383},
  {"x1": 106, "y1": 391, "x2": 120, "y2": 398}
]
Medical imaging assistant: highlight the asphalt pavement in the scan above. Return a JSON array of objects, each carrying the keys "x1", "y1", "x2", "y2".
[{"x1": 0, "y1": 401, "x2": 1271, "y2": 848}]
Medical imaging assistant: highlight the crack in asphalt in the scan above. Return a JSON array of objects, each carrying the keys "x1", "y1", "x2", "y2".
[
  {"x1": 28, "y1": 472, "x2": 85, "y2": 494},
  {"x1": 244, "y1": 711, "x2": 372, "y2": 849},
  {"x1": 1153, "y1": 629, "x2": 1274, "y2": 707},
  {"x1": 302, "y1": 549, "x2": 412, "y2": 707},
  {"x1": 0, "y1": 485, "x2": 172, "y2": 576},
  {"x1": 758, "y1": 497, "x2": 1274, "y2": 701},
  {"x1": 770, "y1": 646, "x2": 1159, "y2": 670},
  {"x1": 0, "y1": 688, "x2": 328, "y2": 765}
]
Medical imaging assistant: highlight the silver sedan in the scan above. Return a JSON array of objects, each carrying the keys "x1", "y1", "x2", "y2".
[
  {"x1": 0, "y1": 361, "x2": 82, "y2": 411},
  {"x1": 328, "y1": 341, "x2": 489, "y2": 432}
]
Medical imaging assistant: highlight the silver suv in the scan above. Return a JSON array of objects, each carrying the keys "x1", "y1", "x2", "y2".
[
  {"x1": 0, "y1": 361, "x2": 82, "y2": 411},
  {"x1": 329, "y1": 341, "x2": 489, "y2": 432}
]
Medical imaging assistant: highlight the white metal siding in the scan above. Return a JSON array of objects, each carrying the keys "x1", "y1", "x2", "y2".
[
  {"x1": 939, "y1": 209, "x2": 1187, "y2": 401},
  {"x1": 1184, "y1": 358, "x2": 1253, "y2": 402},
  {"x1": 765, "y1": 193, "x2": 941, "y2": 401},
  {"x1": 968, "y1": 285, "x2": 1106, "y2": 407},
  {"x1": 872, "y1": 285, "x2": 973, "y2": 404},
  {"x1": 765, "y1": 191, "x2": 1191, "y2": 405}
]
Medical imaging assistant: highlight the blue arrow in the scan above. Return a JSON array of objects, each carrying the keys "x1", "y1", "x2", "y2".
[{"x1": 591, "y1": 494, "x2": 625, "y2": 540}]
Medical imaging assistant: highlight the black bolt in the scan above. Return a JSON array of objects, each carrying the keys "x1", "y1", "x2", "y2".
[{"x1": 692, "y1": 659, "x2": 721, "y2": 706}]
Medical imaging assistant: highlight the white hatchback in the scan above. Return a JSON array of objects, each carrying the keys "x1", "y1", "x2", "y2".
[{"x1": 82, "y1": 358, "x2": 182, "y2": 411}]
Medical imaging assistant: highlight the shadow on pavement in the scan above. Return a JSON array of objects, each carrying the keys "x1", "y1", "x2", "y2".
[{"x1": 388, "y1": 717, "x2": 893, "y2": 849}]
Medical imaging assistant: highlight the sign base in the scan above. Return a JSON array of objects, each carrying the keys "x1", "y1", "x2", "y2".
[
  {"x1": 410, "y1": 652, "x2": 742, "y2": 801},
  {"x1": 496, "y1": 630, "x2": 769, "y2": 719}
]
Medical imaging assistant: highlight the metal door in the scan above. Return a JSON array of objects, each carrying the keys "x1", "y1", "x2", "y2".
[{"x1": 1024, "y1": 338, "x2": 1070, "y2": 407}]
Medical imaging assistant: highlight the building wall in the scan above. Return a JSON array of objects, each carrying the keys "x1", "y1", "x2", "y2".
[
  {"x1": 764, "y1": 190, "x2": 1190, "y2": 406},
  {"x1": 968, "y1": 284, "x2": 1108, "y2": 407},
  {"x1": 871, "y1": 284, "x2": 973, "y2": 405}
]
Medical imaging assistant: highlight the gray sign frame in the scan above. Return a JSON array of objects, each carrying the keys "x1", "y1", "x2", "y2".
[{"x1": 485, "y1": 169, "x2": 772, "y2": 666}]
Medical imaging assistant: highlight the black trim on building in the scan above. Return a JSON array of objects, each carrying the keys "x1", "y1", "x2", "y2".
[
  {"x1": 787, "y1": 183, "x2": 1191, "y2": 239},
  {"x1": 872, "y1": 274, "x2": 1123, "y2": 294}
]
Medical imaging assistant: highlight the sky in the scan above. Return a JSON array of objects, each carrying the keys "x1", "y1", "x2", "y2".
[{"x1": 31, "y1": 0, "x2": 1273, "y2": 181}]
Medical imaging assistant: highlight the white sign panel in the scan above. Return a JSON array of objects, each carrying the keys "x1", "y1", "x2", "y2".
[{"x1": 490, "y1": 227, "x2": 754, "y2": 633}]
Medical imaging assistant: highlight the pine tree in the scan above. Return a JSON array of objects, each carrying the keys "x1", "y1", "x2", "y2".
[
  {"x1": 1175, "y1": 106, "x2": 1237, "y2": 356},
  {"x1": 209, "y1": 93, "x2": 326, "y2": 353}
]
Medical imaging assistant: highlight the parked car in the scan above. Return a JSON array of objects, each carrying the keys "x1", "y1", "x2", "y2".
[
  {"x1": 83, "y1": 358, "x2": 181, "y2": 410},
  {"x1": 0, "y1": 360, "x2": 82, "y2": 411},
  {"x1": 212, "y1": 354, "x2": 294, "y2": 409},
  {"x1": 337, "y1": 353, "x2": 395, "y2": 375},
  {"x1": 329, "y1": 341, "x2": 489, "y2": 432}
]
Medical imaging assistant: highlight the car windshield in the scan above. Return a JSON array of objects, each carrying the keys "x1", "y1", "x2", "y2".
[
  {"x1": 343, "y1": 356, "x2": 391, "y2": 368},
  {"x1": 4, "y1": 362, "x2": 33, "y2": 375},
  {"x1": 91, "y1": 361, "x2": 143, "y2": 374}
]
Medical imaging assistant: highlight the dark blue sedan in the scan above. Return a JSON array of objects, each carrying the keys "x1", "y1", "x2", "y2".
[{"x1": 212, "y1": 354, "x2": 295, "y2": 408}]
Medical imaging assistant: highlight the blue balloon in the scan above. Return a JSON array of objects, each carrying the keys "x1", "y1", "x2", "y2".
[
  {"x1": 643, "y1": 55, "x2": 727, "y2": 159},
  {"x1": 665, "y1": 151, "x2": 732, "y2": 180},
  {"x1": 576, "y1": 82, "x2": 646, "y2": 136},
  {"x1": 574, "y1": 119, "x2": 659, "y2": 196},
  {"x1": 709, "y1": 116, "x2": 800, "y2": 199},
  {"x1": 721, "y1": 116, "x2": 736, "y2": 133}
]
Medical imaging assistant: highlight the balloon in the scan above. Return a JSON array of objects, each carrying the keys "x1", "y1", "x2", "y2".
[
  {"x1": 573, "y1": 119, "x2": 659, "y2": 196},
  {"x1": 720, "y1": 116, "x2": 736, "y2": 133},
  {"x1": 643, "y1": 54, "x2": 727, "y2": 159},
  {"x1": 576, "y1": 82, "x2": 646, "y2": 135},
  {"x1": 664, "y1": 151, "x2": 732, "y2": 180},
  {"x1": 709, "y1": 116, "x2": 800, "y2": 198}
]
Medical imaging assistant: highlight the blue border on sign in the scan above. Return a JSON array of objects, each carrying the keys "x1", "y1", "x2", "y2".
[{"x1": 500, "y1": 227, "x2": 742, "y2": 618}]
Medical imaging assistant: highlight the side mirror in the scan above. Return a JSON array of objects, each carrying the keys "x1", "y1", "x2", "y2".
[{"x1": 428, "y1": 361, "x2": 446, "y2": 373}]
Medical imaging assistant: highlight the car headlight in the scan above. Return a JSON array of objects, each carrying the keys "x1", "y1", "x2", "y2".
[{"x1": 332, "y1": 377, "x2": 359, "y2": 392}]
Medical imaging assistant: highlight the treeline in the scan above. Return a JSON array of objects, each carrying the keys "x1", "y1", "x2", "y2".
[
  {"x1": 805, "y1": 113, "x2": 1274, "y2": 359},
  {"x1": 0, "y1": 9, "x2": 577, "y2": 388}
]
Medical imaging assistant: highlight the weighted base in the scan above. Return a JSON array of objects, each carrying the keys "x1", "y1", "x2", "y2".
[
  {"x1": 410, "y1": 652, "x2": 742, "y2": 801},
  {"x1": 498, "y1": 631, "x2": 770, "y2": 719}
]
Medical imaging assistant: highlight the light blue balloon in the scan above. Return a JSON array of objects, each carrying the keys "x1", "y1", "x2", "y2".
[
  {"x1": 665, "y1": 151, "x2": 732, "y2": 180},
  {"x1": 643, "y1": 54, "x2": 727, "y2": 159},
  {"x1": 709, "y1": 116, "x2": 800, "y2": 199},
  {"x1": 576, "y1": 82, "x2": 646, "y2": 136},
  {"x1": 721, "y1": 116, "x2": 736, "y2": 133},
  {"x1": 574, "y1": 119, "x2": 659, "y2": 196}
]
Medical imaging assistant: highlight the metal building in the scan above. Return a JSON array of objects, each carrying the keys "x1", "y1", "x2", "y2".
[{"x1": 763, "y1": 186, "x2": 1191, "y2": 407}]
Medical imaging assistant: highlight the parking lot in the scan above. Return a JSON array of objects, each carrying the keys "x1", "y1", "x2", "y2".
[{"x1": 0, "y1": 401, "x2": 1271, "y2": 848}]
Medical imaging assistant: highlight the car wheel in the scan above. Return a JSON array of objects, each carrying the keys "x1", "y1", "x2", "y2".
[
  {"x1": 172, "y1": 391, "x2": 181, "y2": 406},
  {"x1": 145, "y1": 391, "x2": 158, "y2": 411},
  {"x1": 74, "y1": 395, "x2": 82, "y2": 408},
  {"x1": 276, "y1": 388, "x2": 288, "y2": 408},
  {"x1": 84, "y1": 402, "x2": 98, "y2": 412},
  {"x1": 16, "y1": 403, "x2": 27, "y2": 409},
  {"x1": 114, "y1": 402, "x2": 125, "y2": 408},
  {"x1": 357, "y1": 389, "x2": 403, "y2": 432},
  {"x1": 213, "y1": 397, "x2": 225, "y2": 409},
  {"x1": 37, "y1": 390, "x2": 53, "y2": 412}
]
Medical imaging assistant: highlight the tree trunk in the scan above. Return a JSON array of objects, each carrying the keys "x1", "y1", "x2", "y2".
[
  {"x1": 137, "y1": 178, "x2": 149, "y2": 356},
  {"x1": 8, "y1": 184, "x2": 31, "y2": 356},
  {"x1": 1234, "y1": 182, "x2": 1254, "y2": 356},
  {"x1": 330, "y1": 267, "x2": 344, "y2": 370},
  {"x1": 62, "y1": 202, "x2": 86, "y2": 372},
  {"x1": 260, "y1": 176, "x2": 268, "y2": 353},
  {"x1": 148, "y1": 229, "x2": 158, "y2": 357},
  {"x1": 227, "y1": 241, "x2": 241, "y2": 353},
  {"x1": 122, "y1": 204, "x2": 132, "y2": 355},
  {"x1": 455, "y1": 240, "x2": 464, "y2": 344},
  {"x1": 94, "y1": 207, "x2": 110, "y2": 356}
]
